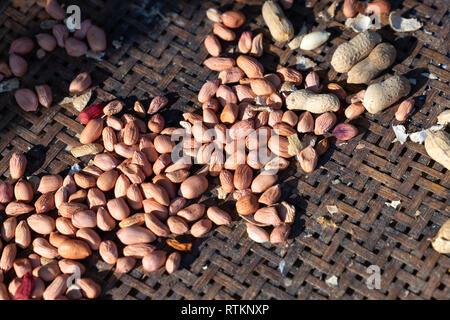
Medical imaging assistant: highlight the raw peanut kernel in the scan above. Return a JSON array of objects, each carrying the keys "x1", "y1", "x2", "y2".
[
  {"x1": 103, "y1": 100, "x2": 124, "y2": 116},
  {"x1": 86, "y1": 25, "x2": 107, "y2": 52},
  {"x1": 213, "y1": 23, "x2": 236, "y2": 41},
  {"x1": 78, "y1": 102, "x2": 105, "y2": 125},
  {"x1": 237, "y1": 55, "x2": 264, "y2": 78},
  {"x1": 148, "y1": 96, "x2": 169, "y2": 114},
  {"x1": 221, "y1": 11, "x2": 245, "y2": 28},
  {"x1": 345, "y1": 102, "x2": 365, "y2": 120},
  {"x1": 204, "y1": 34, "x2": 222, "y2": 57},
  {"x1": 204, "y1": 57, "x2": 236, "y2": 71},
  {"x1": 14, "y1": 89, "x2": 38, "y2": 112},
  {"x1": 34, "y1": 85, "x2": 53, "y2": 108},
  {"x1": 70, "y1": 72, "x2": 92, "y2": 94},
  {"x1": 395, "y1": 98, "x2": 414, "y2": 122},
  {"x1": 9, "y1": 152, "x2": 27, "y2": 180},
  {"x1": 250, "y1": 33, "x2": 263, "y2": 57},
  {"x1": 238, "y1": 31, "x2": 252, "y2": 54},
  {"x1": 332, "y1": 123, "x2": 359, "y2": 140}
]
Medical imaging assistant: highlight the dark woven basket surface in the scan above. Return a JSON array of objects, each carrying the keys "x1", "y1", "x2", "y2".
[{"x1": 0, "y1": 0, "x2": 449, "y2": 300}]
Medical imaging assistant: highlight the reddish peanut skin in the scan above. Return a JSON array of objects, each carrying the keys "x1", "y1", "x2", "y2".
[
  {"x1": 99, "y1": 240, "x2": 118, "y2": 264},
  {"x1": 270, "y1": 224, "x2": 291, "y2": 244},
  {"x1": 70, "y1": 72, "x2": 92, "y2": 95},
  {"x1": 9, "y1": 37, "x2": 35, "y2": 55},
  {"x1": 190, "y1": 219, "x2": 213, "y2": 238},
  {"x1": 213, "y1": 23, "x2": 236, "y2": 41},
  {"x1": 207, "y1": 207, "x2": 232, "y2": 225},
  {"x1": 77, "y1": 278, "x2": 101, "y2": 299},
  {"x1": 13, "y1": 272, "x2": 35, "y2": 300},
  {"x1": 142, "y1": 251, "x2": 166, "y2": 272},
  {"x1": 10, "y1": 54, "x2": 28, "y2": 77},
  {"x1": 86, "y1": 25, "x2": 107, "y2": 52},
  {"x1": 204, "y1": 34, "x2": 222, "y2": 57},
  {"x1": 65, "y1": 37, "x2": 88, "y2": 57},
  {"x1": 366, "y1": 0, "x2": 391, "y2": 14},
  {"x1": 165, "y1": 252, "x2": 181, "y2": 274},
  {"x1": 395, "y1": 98, "x2": 414, "y2": 122},
  {"x1": 221, "y1": 11, "x2": 245, "y2": 28},
  {"x1": 14, "y1": 88, "x2": 37, "y2": 111},
  {"x1": 238, "y1": 31, "x2": 252, "y2": 54},
  {"x1": 343, "y1": 0, "x2": 359, "y2": 18},
  {"x1": 46, "y1": 0, "x2": 67, "y2": 20},
  {"x1": 74, "y1": 20, "x2": 92, "y2": 40},
  {"x1": 115, "y1": 257, "x2": 136, "y2": 274},
  {"x1": 332, "y1": 123, "x2": 359, "y2": 140},
  {"x1": 345, "y1": 102, "x2": 365, "y2": 120}
]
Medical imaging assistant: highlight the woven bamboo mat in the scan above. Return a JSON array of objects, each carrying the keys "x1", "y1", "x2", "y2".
[{"x1": 0, "y1": 0, "x2": 449, "y2": 300}]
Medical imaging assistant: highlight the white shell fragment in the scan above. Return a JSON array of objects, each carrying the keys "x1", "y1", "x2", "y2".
[
  {"x1": 385, "y1": 200, "x2": 401, "y2": 209},
  {"x1": 345, "y1": 13, "x2": 381, "y2": 33},
  {"x1": 409, "y1": 129, "x2": 428, "y2": 144},
  {"x1": 325, "y1": 275, "x2": 339, "y2": 288},
  {"x1": 254, "y1": 96, "x2": 266, "y2": 106},
  {"x1": 86, "y1": 50, "x2": 105, "y2": 61},
  {"x1": 278, "y1": 260, "x2": 286, "y2": 274},
  {"x1": 216, "y1": 187, "x2": 227, "y2": 200},
  {"x1": 299, "y1": 31, "x2": 330, "y2": 50},
  {"x1": 295, "y1": 56, "x2": 317, "y2": 70},
  {"x1": 389, "y1": 12, "x2": 423, "y2": 32},
  {"x1": 421, "y1": 72, "x2": 438, "y2": 80},
  {"x1": 280, "y1": 82, "x2": 297, "y2": 97},
  {"x1": 69, "y1": 163, "x2": 82, "y2": 175},
  {"x1": 409, "y1": 125, "x2": 443, "y2": 144},
  {"x1": 326, "y1": 205, "x2": 338, "y2": 214},
  {"x1": 112, "y1": 40, "x2": 123, "y2": 49},
  {"x1": 392, "y1": 124, "x2": 443, "y2": 145},
  {"x1": 392, "y1": 125, "x2": 408, "y2": 144},
  {"x1": 59, "y1": 90, "x2": 92, "y2": 112}
]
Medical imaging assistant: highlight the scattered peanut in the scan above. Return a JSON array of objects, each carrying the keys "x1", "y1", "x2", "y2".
[
  {"x1": 262, "y1": 1, "x2": 294, "y2": 42},
  {"x1": 1, "y1": 1, "x2": 440, "y2": 302},
  {"x1": 331, "y1": 30, "x2": 382, "y2": 73},
  {"x1": 347, "y1": 43, "x2": 397, "y2": 84},
  {"x1": 363, "y1": 75, "x2": 410, "y2": 114}
]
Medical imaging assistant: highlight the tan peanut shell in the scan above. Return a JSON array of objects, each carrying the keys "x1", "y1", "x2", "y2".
[
  {"x1": 437, "y1": 110, "x2": 450, "y2": 126},
  {"x1": 286, "y1": 90, "x2": 340, "y2": 113},
  {"x1": 431, "y1": 219, "x2": 450, "y2": 254},
  {"x1": 347, "y1": 43, "x2": 397, "y2": 84},
  {"x1": 331, "y1": 30, "x2": 382, "y2": 73},
  {"x1": 363, "y1": 75, "x2": 411, "y2": 114},
  {"x1": 424, "y1": 130, "x2": 450, "y2": 170},
  {"x1": 262, "y1": 1, "x2": 294, "y2": 42}
]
